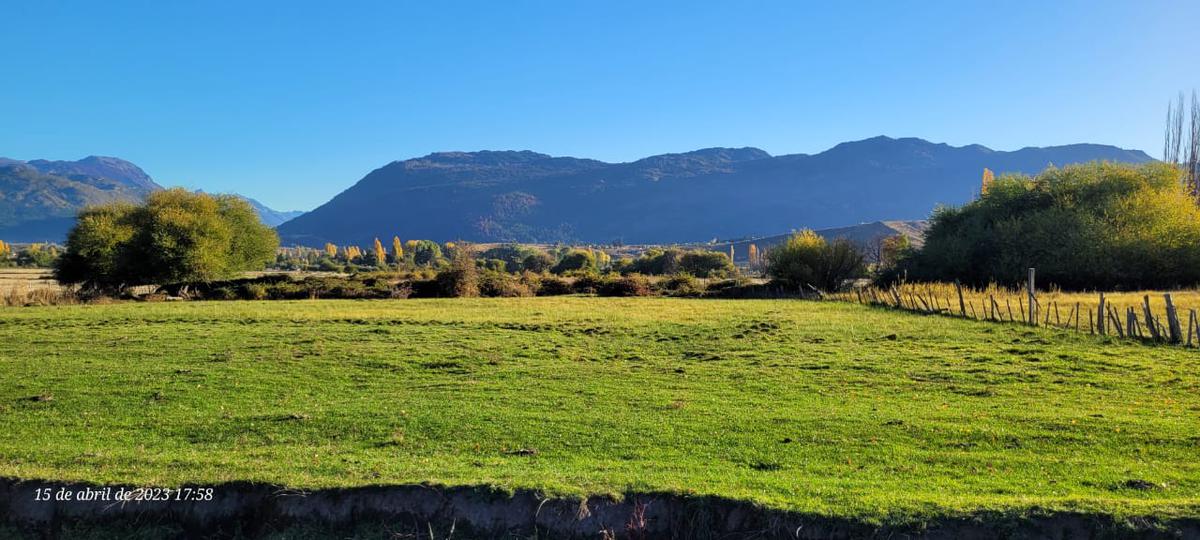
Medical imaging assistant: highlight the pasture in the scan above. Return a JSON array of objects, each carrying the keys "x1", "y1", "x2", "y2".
[
  {"x1": 0, "y1": 298, "x2": 1197, "y2": 526},
  {"x1": 0, "y1": 268, "x2": 57, "y2": 292}
]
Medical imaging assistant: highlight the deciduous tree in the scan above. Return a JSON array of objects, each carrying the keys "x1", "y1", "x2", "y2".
[
  {"x1": 391, "y1": 236, "x2": 403, "y2": 263},
  {"x1": 55, "y1": 189, "x2": 279, "y2": 291},
  {"x1": 373, "y1": 238, "x2": 386, "y2": 267}
]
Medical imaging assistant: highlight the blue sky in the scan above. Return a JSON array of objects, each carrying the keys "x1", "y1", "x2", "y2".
[{"x1": 2, "y1": 1, "x2": 1198, "y2": 211}]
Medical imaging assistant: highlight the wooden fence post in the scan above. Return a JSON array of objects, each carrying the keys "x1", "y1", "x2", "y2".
[
  {"x1": 1097, "y1": 293, "x2": 1106, "y2": 336},
  {"x1": 1027, "y1": 268, "x2": 1036, "y2": 326},
  {"x1": 1164, "y1": 293, "x2": 1182, "y2": 344},
  {"x1": 1189, "y1": 309, "x2": 1197, "y2": 347},
  {"x1": 1143, "y1": 295, "x2": 1161, "y2": 341},
  {"x1": 955, "y1": 281, "x2": 966, "y2": 317}
]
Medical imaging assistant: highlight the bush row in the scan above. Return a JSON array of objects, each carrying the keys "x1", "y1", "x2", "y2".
[{"x1": 159, "y1": 271, "x2": 765, "y2": 301}]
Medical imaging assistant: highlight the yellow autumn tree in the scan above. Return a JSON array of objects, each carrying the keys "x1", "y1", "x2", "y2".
[
  {"x1": 981, "y1": 168, "x2": 995, "y2": 195},
  {"x1": 373, "y1": 238, "x2": 386, "y2": 267},
  {"x1": 324, "y1": 243, "x2": 337, "y2": 258},
  {"x1": 391, "y1": 237, "x2": 403, "y2": 262},
  {"x1": 748, "y1": 243, "x2": 759, "y2": 269},
  {"x1": 0, "y1": 240, "x2": 9, "y2": 258}
]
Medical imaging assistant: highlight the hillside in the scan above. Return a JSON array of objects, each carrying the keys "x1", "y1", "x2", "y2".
[
  {"x1": 0, "y1": 157, "x2": 162, "y2": 241},
  {"x1": 0, "y1": 157, "x2": 302, "y2": 240},
  {"x1": 277, "y1": 137, "x2": 1154, "y2": 246}
]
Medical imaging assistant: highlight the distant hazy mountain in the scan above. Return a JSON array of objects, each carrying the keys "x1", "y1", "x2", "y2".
[
  {"x1": 194, "y1": 190, "x2": 305, "y2": 227},
  {"x1": 243, "y1": 197, "x2": 305, "y2": 227},
  {"x1": 0, "y1": 156, "x2": 302, "y2": 241},
  {"x1": 277, "y1": 137, "x2": 1154, "y2": 246},
  {"x1": 0, "y1": 156, "x2": 162, "y2": 242}
]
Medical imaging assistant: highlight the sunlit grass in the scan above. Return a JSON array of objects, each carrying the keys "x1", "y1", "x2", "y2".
[{"x1": 0, "y1": 298, "x2": 1197, "y2": 523}]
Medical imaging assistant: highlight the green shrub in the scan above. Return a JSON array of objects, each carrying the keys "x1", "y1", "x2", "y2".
[
  {"x1": 624, "y1": 248, "x2": 733, "y2": 277},
  {"x1": 679, "y1": 251, "x2": 735, "y2": 278},
  {"x1": 663, "y1": 273, "x2": 705, "y2": 297},
  {"x1": 898, "y1": 162, "x2": 1200, "y2": 289},
  {"x1": 240, "y1": 282, "x2": 268, "y2": 300},
  {"x1": 409, "y1": 240, "x2": 444, "y2": 266},
  {"x1": 571, "y1": 273, "x2": 605, "y2": 294},
  {"x1": 479, "y1": 244, "x2": 553, "y2": 273},
  {"x1": 765, "y1": 230, "x2": 865, "y2": 292},
  {"x1": 208, "y1": 286, "x2": 238, "y2": 300},
  {"x1": 436, "y1": 247, "x2": 479, "y2": 297},
  {"x1": 266, "y1": 282, "x2": 308, "y2": 300},
  {"x1": 597, "y1": 274, "x2": 653, "y2": 297},
  {"x1": 552, "y1": 249, "x2": 597, "y2": 274},
  {"x1": 479, "y1": 271, "x2": 534, "y2": 297},
  {"x1": 482, "y1": 259, "x2": 507, "y2": 272},
  {"x1": 536, "y1": 276, "x2": 573, "y2": 296},
  {"x1": 521, "y1": 252, "x2": 555, "y2": 273},
  {"x1": 625, "y1": 248, "x2": 680, "y2": 274},
  {"x1": 517, "y1": 271, "x2": 542, "y2": 293}
]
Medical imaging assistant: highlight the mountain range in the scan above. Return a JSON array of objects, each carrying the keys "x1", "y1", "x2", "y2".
[
  {"x1": 0, "y1": 138, "x2": 1154, "y2": 245},
  {"x1": 0, "y1": 156, "x2": 303, "y2": 241},
  {"x1": 276, "y1": 136, "x2": 1153, "y2": 246}
]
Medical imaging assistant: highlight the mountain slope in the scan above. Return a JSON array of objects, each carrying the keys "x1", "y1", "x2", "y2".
[
  {"x1": 0, "y1": 157, "x2": 162, "y2": 241},
  {"x1": 0, "y1": 156, "x2": 302, "y2": 241},
  {"x1": 277, "y1": 137, "x2": 1154, "y2": 246}
]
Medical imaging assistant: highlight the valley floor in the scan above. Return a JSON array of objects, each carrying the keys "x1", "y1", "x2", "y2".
[{"x1": 0, "y1": 298, "x2": 1197, "y2": 528}]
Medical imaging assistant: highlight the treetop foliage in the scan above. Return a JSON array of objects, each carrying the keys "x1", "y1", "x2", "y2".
[
  {"x1": 55, "y1": 189, "x2": 279, "y2": 289},
  {"x1": 615, "y1": 247, "x2": 734, "y2": 278},
  {"x1": 897, "y1": 162, "x2": 1200, "y2": 289}
]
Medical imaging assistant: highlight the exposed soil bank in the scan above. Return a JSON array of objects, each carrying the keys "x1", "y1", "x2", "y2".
[{"x1": 1, "y1": 478, "x2": 1196, "y2": 539}]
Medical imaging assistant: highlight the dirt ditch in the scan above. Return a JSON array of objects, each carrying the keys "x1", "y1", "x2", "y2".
[{"x1": 1, "y1": 478, "x2": 1196, "y2": 539}]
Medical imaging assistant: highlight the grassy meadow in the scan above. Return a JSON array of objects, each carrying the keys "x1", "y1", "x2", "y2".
[{"x1": 0, "y1": 297, "x2": 1198, "y2": 524}]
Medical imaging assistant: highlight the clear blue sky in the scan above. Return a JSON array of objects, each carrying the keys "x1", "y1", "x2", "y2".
[{"x1": 2, "y1": 1, "x2": 1198, "y2": 211}]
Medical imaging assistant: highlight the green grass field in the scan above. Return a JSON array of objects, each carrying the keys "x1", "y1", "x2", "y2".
[{"x1": 0, "y1": 298, "x2": 1198, "y2": 524}]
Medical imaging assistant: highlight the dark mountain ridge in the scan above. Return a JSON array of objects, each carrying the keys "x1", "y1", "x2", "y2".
[{"x1": 277, "y1": 136, "x2": 1153, "y2": 247}]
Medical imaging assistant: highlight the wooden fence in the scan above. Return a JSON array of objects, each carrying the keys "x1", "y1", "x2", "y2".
[{"x1": 833, "y1": 268, "x2": 1200, "y2": 348}]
